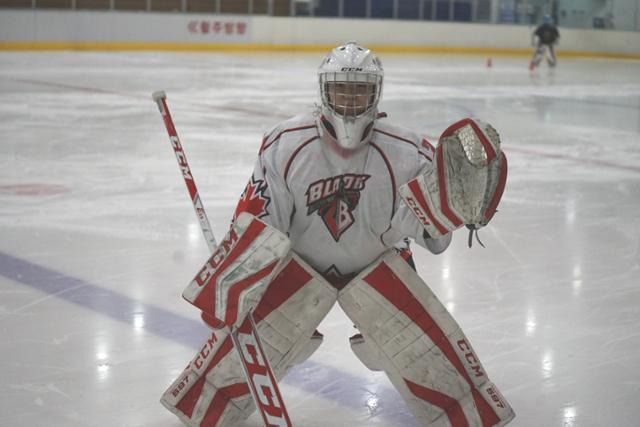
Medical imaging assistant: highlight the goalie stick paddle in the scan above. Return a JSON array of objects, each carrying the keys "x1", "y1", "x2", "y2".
[
  {"x1": 232, "y1": 313, "x2": 293, "y2": 427},
  {"x1": 152, "y1": 91, "x2": 293, "y2": 427}
]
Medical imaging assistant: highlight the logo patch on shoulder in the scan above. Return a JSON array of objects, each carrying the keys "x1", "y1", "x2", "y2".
[
  {"x1": 305, "y1": 174, "x2": 370, "y2": 241},
  {"x1": 234, "y1": 174, "x2": 270, "y2": 220}
]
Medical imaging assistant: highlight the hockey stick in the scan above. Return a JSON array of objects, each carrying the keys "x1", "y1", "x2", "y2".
[
  {"x1": 152, "y1": 91, "x2": 293, "y2": 427},
  {"x1": 152, "y1": 91, "x2": 217, "y2": 252}
]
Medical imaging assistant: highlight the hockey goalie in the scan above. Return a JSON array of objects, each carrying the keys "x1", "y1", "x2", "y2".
[{"x1": 160, "y1": 41, "x2": 513, "y2": 426}]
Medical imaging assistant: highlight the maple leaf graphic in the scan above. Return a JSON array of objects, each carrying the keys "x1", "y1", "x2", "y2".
[{"x1": 234, "y1": 176, "x2": 270, "y2": 220}]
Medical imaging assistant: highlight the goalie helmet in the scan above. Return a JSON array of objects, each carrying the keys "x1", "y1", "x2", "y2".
[{"x1": 317, "y1": 42, "x2": 384, "y2": 151}]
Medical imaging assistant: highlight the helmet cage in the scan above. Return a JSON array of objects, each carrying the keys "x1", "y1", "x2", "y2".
[
  {"x1": 319, "y1": 71, "x2": 382, "y2": 119},
  {"x1": 316, "y1": 42, "x2": 384, "y2": 150}
]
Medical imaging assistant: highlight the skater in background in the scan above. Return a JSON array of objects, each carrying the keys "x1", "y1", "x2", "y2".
[{"x1": 530, "y1": 14, "x2": 560, "y2": 70}]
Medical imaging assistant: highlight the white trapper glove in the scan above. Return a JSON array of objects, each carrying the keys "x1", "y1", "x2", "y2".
[{"x1": 400, "y1": 118, "x2": 507, "y2": 247}]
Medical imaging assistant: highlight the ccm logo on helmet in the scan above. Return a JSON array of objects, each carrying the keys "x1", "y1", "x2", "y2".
[{"x1": 340, "y1": 67, "x2": 363, "y2": 72}]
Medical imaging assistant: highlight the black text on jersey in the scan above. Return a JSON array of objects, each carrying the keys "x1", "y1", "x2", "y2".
[{"x1": 305, "y1": 174, "x2": 371, "y2": 241}]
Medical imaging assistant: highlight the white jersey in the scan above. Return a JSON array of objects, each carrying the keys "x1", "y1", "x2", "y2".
[{"x1": 233, "y1": 111, "x2": 451, "y2": 285}]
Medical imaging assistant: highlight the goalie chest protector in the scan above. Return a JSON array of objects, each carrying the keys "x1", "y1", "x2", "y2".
[{"x1": 240, "y1": 112, "x2": 433, "y2": 284}]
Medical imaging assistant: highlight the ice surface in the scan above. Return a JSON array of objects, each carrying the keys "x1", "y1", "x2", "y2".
[{"x1": 1, "y1": 51, "x2": 639, "y2": 426}]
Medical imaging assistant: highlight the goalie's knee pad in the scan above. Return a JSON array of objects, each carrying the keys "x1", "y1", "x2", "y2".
[
  {"x1": 288, "y1": 329, "x2": 324, "y2": 369},
  {"x1": 251, "y1": 254, "x2": 337, "y2": 373},
  {"x1": 162, "y1": 253, "x2": 338, "y2": 426},
  {"x1": 349, "y1": 333, "x2": 383, "y2": 372},
  {"x1": 338, "y1": 251, "x2": 515, "y2": 426}
]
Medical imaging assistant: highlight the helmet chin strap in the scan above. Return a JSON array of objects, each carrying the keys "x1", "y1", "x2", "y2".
[
  {"x1": 318, "y1": 106, "x2": 377, "y2": 151},
  {"x1": 317, "y1": 113, "x2": 373, "y2": 159},
  {"x1": 336, "y1": 117, "x2": 358, "y2": 148}
]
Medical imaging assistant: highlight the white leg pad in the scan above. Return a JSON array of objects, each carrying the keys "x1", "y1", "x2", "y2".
[
  {"x1": 252, "y1": 254, "x2": 338, "y2": 377},
  {"x1": 161, "y1": 253, "x2": 338, "y2": 426},
  {"x1": 349, "y1": 333, "x2": 383, "y2": 372},
  {"x1": 338, "y1": 251, "x2": 515, "y2": 427},
  {"x1": 287, "y1": 330, "x2": 324, "y2": 370}
]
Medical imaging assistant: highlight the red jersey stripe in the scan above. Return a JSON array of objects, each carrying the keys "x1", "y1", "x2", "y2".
[
  {"x1": 283, "y1": 136, "x2": 320, "y2": 186},
  {"x1": 369, "y1": 142, "x2": 397, "y2": 221},
  {"x1": 260, "y1": 124, "x2": 317, "y2": 153}
]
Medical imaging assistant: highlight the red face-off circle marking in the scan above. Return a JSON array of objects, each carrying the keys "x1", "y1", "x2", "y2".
[{"x1": 0, "y1": 184, "x2": 71, "y2": 196}]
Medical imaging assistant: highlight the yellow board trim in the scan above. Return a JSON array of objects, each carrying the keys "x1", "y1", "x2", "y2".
[{"x1": 1, "y1": 41, "x2": 639, "y2": 60}]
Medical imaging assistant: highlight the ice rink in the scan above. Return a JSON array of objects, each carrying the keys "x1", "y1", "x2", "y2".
[{"x1": 1, "y1": 50, "x2": 640, "y2": 426}]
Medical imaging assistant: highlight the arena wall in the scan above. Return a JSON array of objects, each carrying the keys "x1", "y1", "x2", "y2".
[{"x1": 1, "y1": 9, "x2": 639, "y2": 58}]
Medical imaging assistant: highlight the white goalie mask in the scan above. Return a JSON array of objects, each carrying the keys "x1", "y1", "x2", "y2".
[{"x1": 318, "y1": 42, "x2": 384, "y2": 151}]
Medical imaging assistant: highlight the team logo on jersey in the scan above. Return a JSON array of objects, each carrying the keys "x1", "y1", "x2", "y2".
[
  {"x1": 234, "y1": 174, "x2": 270, "y2": 220},
  {"x1": 306, "y1": 174, "x2": 370, "y2": 241}
]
